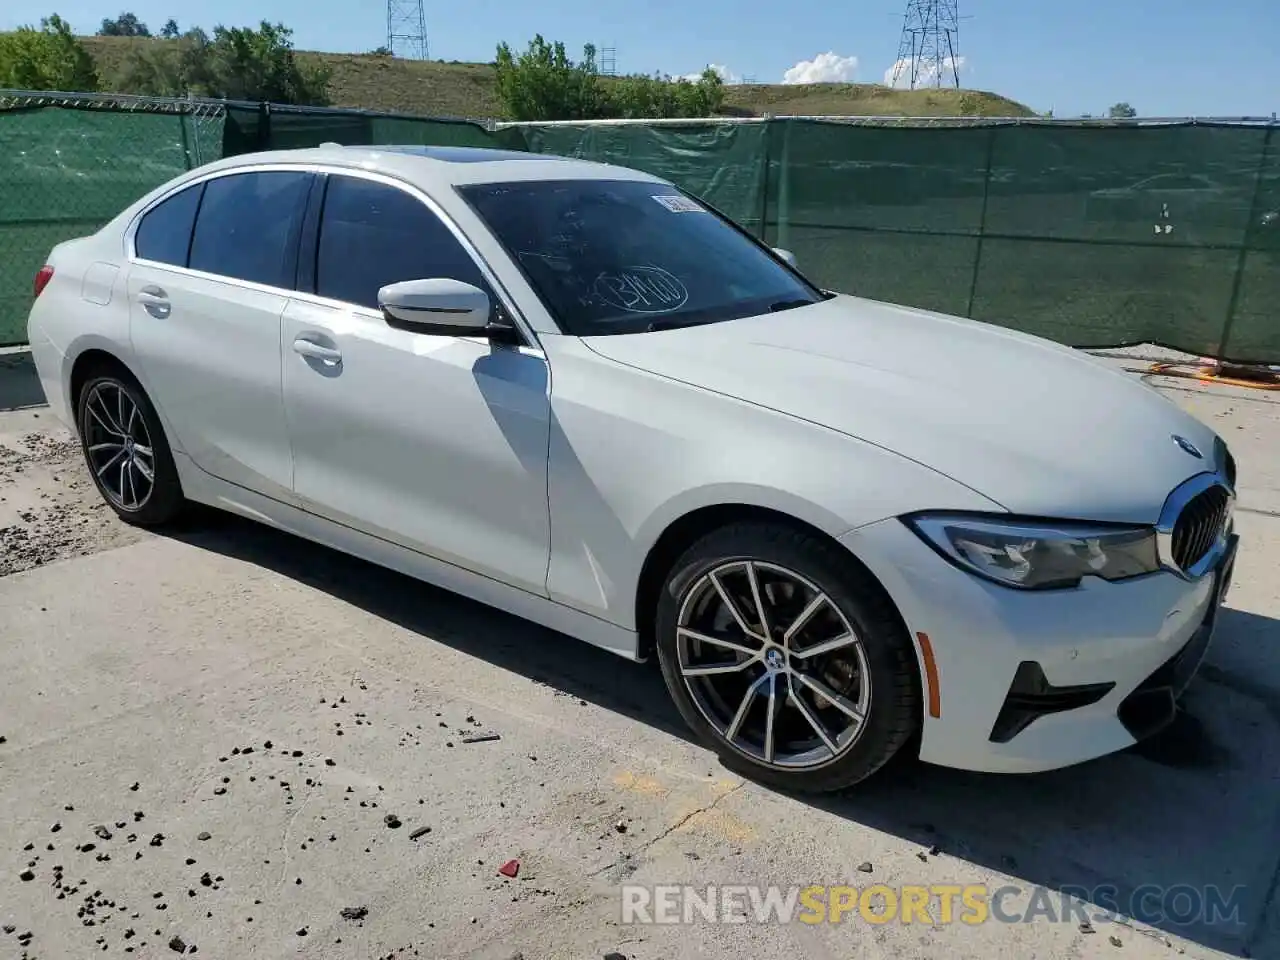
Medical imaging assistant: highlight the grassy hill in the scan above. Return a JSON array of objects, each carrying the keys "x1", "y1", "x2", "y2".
[{"x1": 80, "y1": 35, "x2": 1036, "y2": 120}]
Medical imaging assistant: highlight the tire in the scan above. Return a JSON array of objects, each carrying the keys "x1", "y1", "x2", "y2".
[
  {"x1": 655, "y1": 521, "x2": 921, "y2": 793},
  {"x1": 76, "y1": 369, "x2": 186, "y2": 527}
]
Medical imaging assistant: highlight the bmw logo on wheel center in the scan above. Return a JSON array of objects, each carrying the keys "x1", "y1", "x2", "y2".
[{"x1": 1172, "y1": 435, "x2": 1203, "y2": 459}]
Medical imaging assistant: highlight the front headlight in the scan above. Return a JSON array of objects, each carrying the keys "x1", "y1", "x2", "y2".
[{"x1": 904, "y1": 513, "x2": 1161, "y2": 590}]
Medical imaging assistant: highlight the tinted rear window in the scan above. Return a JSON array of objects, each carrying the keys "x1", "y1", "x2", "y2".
[
  {"x1": 189, "y1": 171, "x2": 312, "y2": 288},
  {"x1": 135, "y1": 183, "x2": 203, "y2": 267}
]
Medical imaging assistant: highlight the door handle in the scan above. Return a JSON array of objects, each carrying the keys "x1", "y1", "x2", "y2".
[
  {"x1": 136, "y1": 286, "x2": 170, "y2": 318},
  {"x1": 292, "y1": 338, "x2": 342, "y2": 364}
]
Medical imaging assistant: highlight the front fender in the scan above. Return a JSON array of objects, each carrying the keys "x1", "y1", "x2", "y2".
[
  {"x1": 542, "y1": 335, "x2": 999, "y2": 630},
  {"x1": 634, "y1": 481, "x2": 857, "y2": 551}
]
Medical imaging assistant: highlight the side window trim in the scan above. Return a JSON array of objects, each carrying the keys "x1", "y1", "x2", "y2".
[
  {"x1": 309, "y1": 171, "x2": 535, "y2": 343},
  {"x1": 126, "y1": 163, "x2": 320, "y2": 279},
  {"x1": 279, "y1": 173, "x2": 312, "y2": 290},
  {"x1": 313, "y1": 173, "x2": 522, "y2": 337},
  {"x1": 124, "y1": 162, "x2": 538, "y2": 348},
  {"x1": 183, "y1": 182, "x2": 208, "y2": 270},
  {"x1": 131, "y1": 180, "x2": 205, "y2": 270},
  {"x1": 295, "y1": 172, "x2": 328, "y2": 295},
  {"x1": 186, "y1": 170, "x2": 314, "y2": 291}
]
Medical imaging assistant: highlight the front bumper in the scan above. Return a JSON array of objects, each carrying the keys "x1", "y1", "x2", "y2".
[{"x1": 841, "y1": 518, "x2": 1237, "y2": 774}]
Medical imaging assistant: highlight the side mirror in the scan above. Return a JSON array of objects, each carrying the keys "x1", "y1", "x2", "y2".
[
  {"x1": 772, "y1": 247, "x2": 798, "y2": 268},
  {"x1": 378, "y1": 278, "x2": 515, "y2": 341}
]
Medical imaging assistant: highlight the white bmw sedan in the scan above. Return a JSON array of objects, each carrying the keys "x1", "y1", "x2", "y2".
[{"x1": 26, "y1": 145, "x2": 1239, "y2": 792}]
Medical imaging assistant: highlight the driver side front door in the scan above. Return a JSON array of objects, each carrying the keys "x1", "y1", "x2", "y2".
[{"x1": 281, "y1": 172, "x2": 552, "y2": 597}]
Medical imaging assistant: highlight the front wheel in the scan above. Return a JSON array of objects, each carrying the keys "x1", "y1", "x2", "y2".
[
  {"x1": 77, "y1": 371, "x2": 185, "y2": 526},
  {"x1": 655, "y1": 522, "x2": 921, "y2": 793}
]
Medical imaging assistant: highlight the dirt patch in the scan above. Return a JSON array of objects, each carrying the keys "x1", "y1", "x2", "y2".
[{"x1": 0, "y1": 410, "x2": 148, "y2": 577}]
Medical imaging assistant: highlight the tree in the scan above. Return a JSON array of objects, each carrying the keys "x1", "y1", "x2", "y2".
[
  {"x1": 369, "y1": 46, "x2": 392, "y2": 56},
  {"x1": 111, "y1": 26, "x2": 212, "y2": 97},
  {"x1": 606, "y1": 68, "x2": 723, "y2": 119},
  {"x1": 1108, "y1": 102, "x2": 1137, "y2": 119},
  {"x1": 0, "y1": 14, "x2": 98, "y2": 91},
  {"x1": 98, "y1": 12, "x2": 151, "y2": 37},
  {"x1": 494, "y1": 35, "x2": 724, "y2": 121},
  {"x1": 160, "y1": 19, "x2": 180, "y2": 39},
  {"x1": 495, "y1": 35, "x2": 605, "y2": 121},
  {"x1": 202, "y1": 22, "x2": 330, "y2": 103},
  {"x1": 111, "y1": 20, "x2": 330, "y2": 104}
]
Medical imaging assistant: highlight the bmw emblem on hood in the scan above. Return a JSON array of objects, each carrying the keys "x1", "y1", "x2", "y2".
[{"x1": 1172, "y1": 435, "x2": 1203, "y2": 459}]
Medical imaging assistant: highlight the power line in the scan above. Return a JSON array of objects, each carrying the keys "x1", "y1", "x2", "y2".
[
  {"x1": 386, "y1": 0, "x2": 429, "y2": 60},
  {"x1": 890, "y1": 0, "x2": 962, "y2": 90}
]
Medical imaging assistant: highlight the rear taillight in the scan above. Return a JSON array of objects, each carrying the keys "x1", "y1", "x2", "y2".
[{"x1": 33, "y1": 265, "x2": 54, "y2": 299}]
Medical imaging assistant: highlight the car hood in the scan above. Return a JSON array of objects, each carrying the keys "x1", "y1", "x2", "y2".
[{"x1": 582, "y1": 295, "x2": 1220, "y2": 524}]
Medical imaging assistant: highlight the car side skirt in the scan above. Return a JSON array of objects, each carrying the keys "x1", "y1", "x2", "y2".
[{"x1": 174, "y1": 451, "x2": 642, "y2": 662}]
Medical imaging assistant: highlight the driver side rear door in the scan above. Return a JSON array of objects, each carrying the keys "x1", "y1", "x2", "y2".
[{"x1": 128, "y1": 168, "x2": 312, "y2": 501}]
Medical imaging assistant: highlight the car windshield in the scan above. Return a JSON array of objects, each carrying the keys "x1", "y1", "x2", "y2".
[{"x1": 457, "y1": 179, "x2": 825, "y2": 336}]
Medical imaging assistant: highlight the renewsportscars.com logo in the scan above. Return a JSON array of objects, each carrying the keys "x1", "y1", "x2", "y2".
[{"x1": 620, "y1": 883, "x2": 1247, "y2": 927}]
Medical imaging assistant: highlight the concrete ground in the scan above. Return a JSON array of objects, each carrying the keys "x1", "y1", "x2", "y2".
[{"x1": 2, "y1": 346, "x2": 1279, "y2": 960}]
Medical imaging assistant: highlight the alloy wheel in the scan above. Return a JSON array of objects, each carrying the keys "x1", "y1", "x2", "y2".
[
  {"x1": 675, "y1": 559, "x2": 873, "y2": 769},
  {"x1": 83, "y1": 381, "x2": 155, "y2": 512}
]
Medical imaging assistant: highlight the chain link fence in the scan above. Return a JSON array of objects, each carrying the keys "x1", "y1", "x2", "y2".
[
  {"x1": 0, "y1": 91, "x2": 226, "y2": 346},
  {"x1": 3, "y1": 97, "x2": 1278, "y2": 362},
  {"x1": 0, "y1": 91, "x2": 501, "y2": 346}
]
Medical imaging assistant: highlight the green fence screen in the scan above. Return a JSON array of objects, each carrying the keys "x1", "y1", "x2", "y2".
[
  {"x1": 499, "y1": 118, "x2": 1280, "y2": 364},
  {"x1": 507, "y1": 121, "x2": 771, "y2": 236},
  {"x1": 0, "y1": 95, "x2": 498, "y2": 347},
  {"x1": 3, "y1": 97, "x2": 1277, "y2": 363},
  {"x1": 221, "y1": 103, "x2": 499, "y2": 154},
  {"x1": 0, "y1": 102, "x2": 223, "y2": 346}
]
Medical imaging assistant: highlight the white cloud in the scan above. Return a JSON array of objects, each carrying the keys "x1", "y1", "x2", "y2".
[
  {"x1": 682, "y1": 63, "x2": 742, "y2": 84},
  {"x1": 708, "y1": 63, "x2": 741, "y2": 84},
  {"x1": 781, "y1": 52, "x2": 859, "y2": 85},
  {"x1": 882, "y1": 56, "x2": 968, "y2": 89}
]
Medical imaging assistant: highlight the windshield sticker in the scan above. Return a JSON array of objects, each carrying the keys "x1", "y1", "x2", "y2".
[
  {"x1": 651, "y1": 194, "x2": 705, "y2": 213},
  {"x1": 593, "y1": 265, "x2": 689, "y2": 313}
]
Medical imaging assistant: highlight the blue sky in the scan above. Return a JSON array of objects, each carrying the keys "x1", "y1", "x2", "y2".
[{"x1": 6, "y1": 1, "x2": 1277, "y2": 118}]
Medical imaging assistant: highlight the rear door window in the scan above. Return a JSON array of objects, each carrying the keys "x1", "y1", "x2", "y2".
[{"x1": 189, "y1": 171, "x2": 312, "y2": 288}]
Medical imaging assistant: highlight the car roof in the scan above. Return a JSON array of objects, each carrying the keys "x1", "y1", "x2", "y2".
[{"x1": 193, "y1": 143, "x2": 669, "y2": 188}]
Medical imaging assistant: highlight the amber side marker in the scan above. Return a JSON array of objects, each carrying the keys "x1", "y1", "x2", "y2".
[{"x1": 915, "y1": 632, "x2": 941, "y2": 719}]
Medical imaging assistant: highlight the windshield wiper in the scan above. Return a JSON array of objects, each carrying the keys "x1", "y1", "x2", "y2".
[
  {"x1": 768, "y1": 298, "x2": 816, "y2": 313},
  {"x1": 648, "y1": 299, "x2": 816, "y2": 331},
  {"x1": 646, "y1": 317, "x2": 715, "y2": 332}
]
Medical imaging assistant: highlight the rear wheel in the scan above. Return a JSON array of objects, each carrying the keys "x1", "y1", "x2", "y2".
[
  {"x1": 76, "y1": 371, "x2": 185, "y2": 526},
  {"x1": 655, "y1": 522, "x2": 921, "y2": 793}
]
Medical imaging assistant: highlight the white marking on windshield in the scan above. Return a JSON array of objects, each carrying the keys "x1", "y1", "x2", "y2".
[{"x1": 593, "y1": 265, "x2": 690, "y2": 313}]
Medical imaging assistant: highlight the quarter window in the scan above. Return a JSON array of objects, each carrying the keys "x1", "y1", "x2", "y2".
[
  {"x1": 315, "y1": 175, "x2": 491, "y2": 312},
  {"x1": 134, "y1": 183, "x2": 203, "y2": 267},
  {"x1": 188, "y1": 171, "x2": 312, "y2": 288}
]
